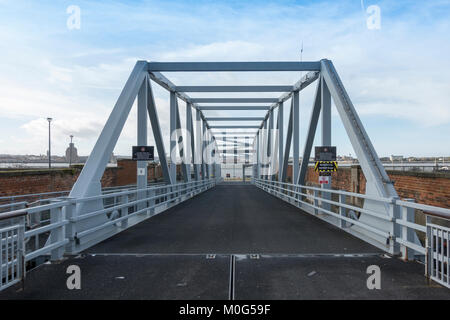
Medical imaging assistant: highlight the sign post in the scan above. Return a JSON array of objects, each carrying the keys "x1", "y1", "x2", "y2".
[{"x1": 314, "y1": 146, "x2": 337, "y2": 207}]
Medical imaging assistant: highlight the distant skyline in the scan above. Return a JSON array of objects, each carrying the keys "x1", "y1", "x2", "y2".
[{"x1": 0, "y1": 0, "x2": 449, "y2": 158}]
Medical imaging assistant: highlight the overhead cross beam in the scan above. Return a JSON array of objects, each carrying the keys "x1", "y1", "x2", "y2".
[
  {"x1": 206, "y1": 117, "x2": 264, "y2": 121},
  {"x1": 199, "y1": 106, "x2": 270, "y2": 110},
  {"x1": 148, "y1": 61, "x2": 321, "y2": 72},
  {"x1": 176, "y1": 86, "x2": 293, "y2": 92},
  {"x1": 191, "y1": 98, "x2": 279, "y2": 103},
  {"x1": 210, "y1": 125, "x2": 260, "y2": 129}
]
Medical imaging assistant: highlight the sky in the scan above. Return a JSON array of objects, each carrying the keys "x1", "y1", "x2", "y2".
[{"x1": 0, "y1": 0, "x2": 449, "y2": 159}]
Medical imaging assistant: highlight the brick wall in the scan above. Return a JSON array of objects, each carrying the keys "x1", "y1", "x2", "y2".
[
  {"x1": 285, "y1": 164, "x2": 449, "y2": 208},
  {"x1": 115, "y1": 159, "x2": 177, "y2": 185},
  {"x1": 0, "y1": 159, "x2": 167, "y2": 198},
  {"x1": 0, "y1": 166, "x2": 118, "y2": 198}
]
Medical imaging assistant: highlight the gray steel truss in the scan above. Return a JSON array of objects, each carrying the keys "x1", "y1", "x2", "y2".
[{"x1": 68, "y1": 58, "x2": 400, "y2": 252}]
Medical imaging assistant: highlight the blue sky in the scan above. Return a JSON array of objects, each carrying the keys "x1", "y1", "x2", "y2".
[{"x1": 0, "y1": 0, "x2": 449, "y2": 158}]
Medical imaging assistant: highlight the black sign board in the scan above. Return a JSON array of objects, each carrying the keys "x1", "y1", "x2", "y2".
[
  {"x1": 315, "y1": 146, "x2": 336, "y2": 161},
  {"x1": 132, "y1": 146, "x2": 154, "y2": 161}
]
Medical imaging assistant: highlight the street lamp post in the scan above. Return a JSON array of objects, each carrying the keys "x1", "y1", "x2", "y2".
[
  {"x1": 47, "y1": 117, "x2": 52, "y2": 169},
  {"x1": 69, "y1": 135, "x2": 74, "y2": 167}
]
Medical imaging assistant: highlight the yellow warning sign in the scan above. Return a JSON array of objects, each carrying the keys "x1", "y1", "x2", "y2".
[{"x1": 314, "y1": 161, "x2": 338, "y2": 172}]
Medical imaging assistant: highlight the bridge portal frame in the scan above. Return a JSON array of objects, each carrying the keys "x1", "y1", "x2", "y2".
[{"x1": 68, "y1": 58, "x2": 404, "y2": 253}]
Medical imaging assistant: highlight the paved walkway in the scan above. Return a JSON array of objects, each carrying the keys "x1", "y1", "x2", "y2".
[{"x1": 88, "y1": 183, "x2": 379, "y2": 254}]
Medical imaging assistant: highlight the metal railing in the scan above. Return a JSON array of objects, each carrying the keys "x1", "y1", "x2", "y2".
[
  {"x1": 426, "y1": 216, "x2": 449, "y2": 288},
  {"x1": 0, "y1": 178, "x2": 219, "y2": 291},
  {"x1": 0, "y1": 211, "x2": 26, "y2": 291},
  {"x1": 252, "y1": 178, "x2": 450, "y2": 288}
]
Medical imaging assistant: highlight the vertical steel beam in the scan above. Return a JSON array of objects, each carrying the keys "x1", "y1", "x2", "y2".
[
  {"x1": 271, "y1": 108, "x2": 280, "y2": 180},
  {"x1": 202, "y1": 119, "x2": 207, "y2": 179},
  {"x1": 293, "y1": 91, "x2": 300, "y2": 184},
  {"x1": 256, "y1": 131, "x2": 260, "y2": 179},
  {"x1": 321, "y1": 74, "x2": 332, "y2": 210},
  {"x1": 206, "y1": 127, "x2": 211, "y2": 178},
  {"x1": 298, "y1": 79, "x2": 321, "y2": 186},
  {"x1": 137, "y1": 79, "x2": 148, "y2": 212},
  {"x1": 267, "y1": 110, "x2": 274, "y2": 178},
  {"x1": 223, "y1": 131, "x2": 226, "y2": 165},
  {"x1": 267, "y1": 110, "x2": 273, "y2": 158},
  {"x1": 170, "y1": 91, "x2": 177, "y2": 184},
  {"x1": 175, "y1": 99, "x2": 189, "y2": 182},
  {"x1": 245, "y1": 136, "x2": 249, "y2": 164},
  {"x1": 281, "y1": 99, "x2": 293, "y2": 182},
  {"x1": 234, "y1": 135, "x2": 237, "y2": 165},
  {"x1": 262, "y1": 119, "x2": 268, "y2": 179},
  {"x1": 146, "y1": 78, "x2": 172, "y2": 185},
  {"x1": 278, "y1": 102, "x2": 283, "y2": 181},
  {"x1": 186, "y1": 102, "x2": 194, "y2": 181},
  {"x1": 195, "y1": 109, "x2": 202, "y2": 180},
  {"x1": 137, "y1": 79, "x2": 148, "y2": 190}
]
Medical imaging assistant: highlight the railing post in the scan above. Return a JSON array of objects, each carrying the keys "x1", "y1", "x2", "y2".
[
  {"x1": 120, "y1": 194, "x2": 129, "y2": 228},
  {"x1": 425, "y1": 215, "x2": 432, "y2": 278},
  {"x1": 339, "y1": 194, "x2": 346, "y2": 228},
  {"x1": 49, "y1": 199, "x2": 65, "y2": 261},
  {"x1": 64, "y1": 199, "x2": 77, "y2": 253},
  {"x1": 314, "y1": 189, "x2": 319, "y2": 215},
  {"x1": 17, "y1": 215, "x2": 26, "y2": 285},
  {"x1": 401, "y1": 199, "x2": 416, "y2": 261},
  {"x1": 390, "y1": 198, "x2": 401, "y2": 255},
  {"x1": 148, "y1": 188, "x2": 155, "y2": 216}
]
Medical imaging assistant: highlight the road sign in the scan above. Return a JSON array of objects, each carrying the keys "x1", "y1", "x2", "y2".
[
  {"x1": 318, "y1": 176, "x2": 330, "y2": 184},
  {"x1": 132, "y1": 146, "x2": 154, "y2": 161},
  {"x1": 314, "y1": 161, "x2": 338, "y2": 172},
  {"x1": 315, "y1": 146, "x2": 336, "y2": 161}
]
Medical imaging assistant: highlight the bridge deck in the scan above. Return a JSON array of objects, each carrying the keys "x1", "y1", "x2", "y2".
[
  {"x1": 1, "y1": 183, "x2": 449, "y2": 299},
  {"x1": 88, "y1": 183, "x2": 379, "y2": 254}
]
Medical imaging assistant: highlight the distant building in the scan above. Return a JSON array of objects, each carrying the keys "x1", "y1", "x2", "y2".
[
  {"x1": 65, "y1": 142, "x2": 79, "y2": 163},
  {"x1": 390, "y1": 155, "x2": 404, "y2": 162}
]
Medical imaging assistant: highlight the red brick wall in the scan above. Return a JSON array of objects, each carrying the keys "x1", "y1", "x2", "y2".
[
  {"x1": 0, "y1": 166, "x2": 118, "y2": 198},
  {"x1": 0, "y1": 159, "x2": 170, "y2": 198},
  {"x1": 387, "y1": 171, "x2": 450, "y2": 208},
  {"x1": 115, "y1": 159, "x2": 176, "y2": 185},
  {"x1": 285, "y1": 164, "x2": 449, "y2": 209}
]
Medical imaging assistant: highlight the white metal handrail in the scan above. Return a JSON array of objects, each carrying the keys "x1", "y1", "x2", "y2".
[
  {"x1": 0, "y1": 178, "x2": 219, "y2": 291},
  {"x1": 252, "y1": 178, "x2": 449, "y2": 258},
  {"x1": 252, "y1": 177, "x2": 450, "y2": 288},
  {"x1": 426, "y1": 218, "x2": 449, "y2": 288},
  {"x1": 0, "y1": 215, "x2": 25, "y2": 291},
  {"x1": 253, "y1": 178, "x2": 391, "y2": 238}
]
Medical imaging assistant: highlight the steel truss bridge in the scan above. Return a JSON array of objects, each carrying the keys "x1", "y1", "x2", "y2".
[{"x1": 0, "y1": 60, "x2": 449, "y2": 299}]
